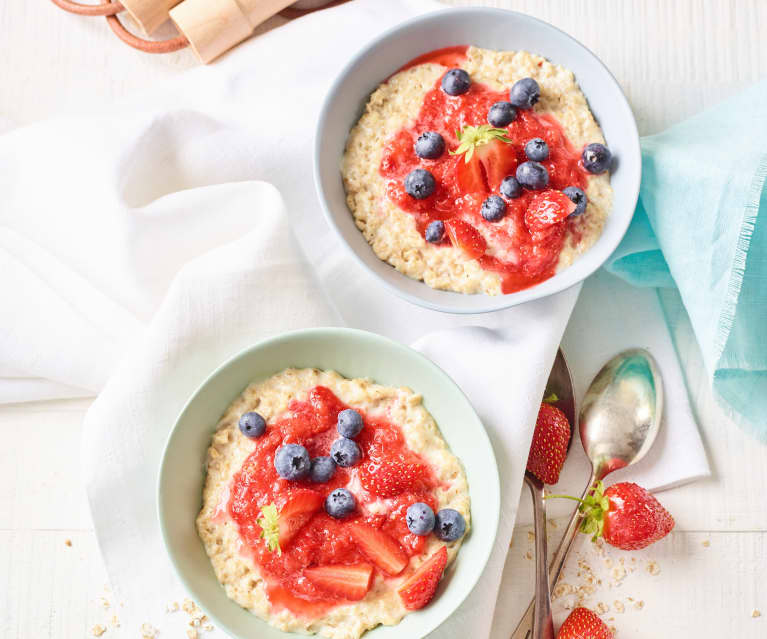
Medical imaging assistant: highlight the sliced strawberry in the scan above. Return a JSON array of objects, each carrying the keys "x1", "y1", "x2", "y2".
[
  {"x1": 475, "y1": 139, "x2": 517, "y2": 191},
  {"x1": 524, "y1": 190, "x2": 576, "y2": 233},
  {"x1": 455, "y1": 154, "x2": 486, "y2": 195},
  {"x1": 397, "y1": 546, "x2": 448, "y2": 610},
  {"x1": 278, "y1": 490, "x2": 323, "y2": 548},
  {"x1": 348, "y1": 523, "x2": 409, "y2": 576},
  {"x1": 307, "y1": 385, "x2": 346, "y2": 426},
  {"x1": 359, "y1": 458, "x2": 429, "y2": 498},
  {"x1": 303, "y1": 563, "x2": 374, "y2": 601},
  {"x1": 445, "y1": 219, "x2": 486, "y2": 260}
]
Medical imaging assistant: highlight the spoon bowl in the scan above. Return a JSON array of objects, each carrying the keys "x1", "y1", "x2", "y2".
[{"x1": 580, "y1": 348, "x2": 663, "y2": 479}]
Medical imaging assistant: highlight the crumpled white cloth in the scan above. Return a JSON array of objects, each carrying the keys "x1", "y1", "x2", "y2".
[{"x1": 0, "y1": 0, "x2": 708, "y2": 636}]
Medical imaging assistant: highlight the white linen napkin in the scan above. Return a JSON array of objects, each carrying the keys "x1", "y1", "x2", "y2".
[{"x1": 0, "y1": 0, "x2": 708, "y2": 637}]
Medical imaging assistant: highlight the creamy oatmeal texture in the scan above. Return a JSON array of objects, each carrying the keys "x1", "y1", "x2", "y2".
[
  {"x1": 197, "y1": 368, "x2": 470, "y2": 639},
  {"x1": 342, "y1": 46, "x2": 613, "y2": 295}
]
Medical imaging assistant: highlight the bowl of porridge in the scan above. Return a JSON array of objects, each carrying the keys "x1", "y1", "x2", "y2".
[
  {"x1": 314, "y1": 8, "x2": 640, "y2": 313},
  {"x1": 158, "y1": 327, "x2": 499, "y2": 639}
]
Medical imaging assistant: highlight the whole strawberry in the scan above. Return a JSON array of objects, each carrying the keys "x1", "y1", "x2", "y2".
[
  {"x1": 557, "y1": 607, "x2": 613, "y2": 639},
  {"x1": 560, "y1": 480, "x2": 675, "y2": 550},
  {"x1": 526, "y1": 402, "x2": 570, "y2": 484}
]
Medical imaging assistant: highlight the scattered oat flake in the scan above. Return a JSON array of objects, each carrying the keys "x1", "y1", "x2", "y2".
[
  {"x1": 635, "y1": 600, "x2": 645, "y2": 610},
  {"x1": 702, "y1": 540, "x2": 710, "y2": 547},
  {"x1": 140, "y1": 622, "x2": 157, "y2": 638},
  {"x1": 65, "y1": 539, "x2": 72, "y2": 547},
  {"x1": 553, "y1": 582, "x2": 575, "y2": 599},
  {"x1": 98, "y1": 596, "x2": 110, "y2": 609},
  {"x1": 528, "y1": 530, "x2": 535, "y2": 543},
  {"x1": 91, "y1": 625, "x2": 106, "y2": 637},
  {"x1": 203, "y1": 625, "x2": 214, "y2": 632},
  {"x1": 596, "y1": 601, "x2": 609, "y2": 615},
  {"x1": 646, "y1": 560, "x2": 661, "y2": 575},
  {"x1": 753, "y1": 609, "x2": 762, "y2": 618},
  {"x1": 166, "y1": 601, "x2": 179, "y2": 613},
  {"x1": 613, "y1": 600, "x2": 625, "y2": 613},
  {"x1": 525, "y1": 550, "x2": 533, "y2": 560},
  {"x1": 182, "y1": 598, "x2": 199, "y2": 615},
  {"x1": 187, "y1": 630, "x2": 198, "y2": 639},
  {"x1": 110, "y1": 615, "x2": 120, "y2": 627}
]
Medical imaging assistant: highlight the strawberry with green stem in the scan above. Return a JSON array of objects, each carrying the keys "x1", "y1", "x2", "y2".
[
  {"x1": 548, "y1": 480, "x2": 675, "y2": 550},
  {"x1": 451, "y1": 124, "x2": 517, "y2": 192}
]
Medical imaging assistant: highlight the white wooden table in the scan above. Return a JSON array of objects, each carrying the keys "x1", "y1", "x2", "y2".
[{"x1": 1, "y1": 1, "x2": 766, "y2": 637}]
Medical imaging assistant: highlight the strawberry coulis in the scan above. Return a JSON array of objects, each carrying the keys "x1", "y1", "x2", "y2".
[
  {"x1": 380, "y1": 50, "x2": 590, "y2": 293},
  {"x1": 227, "y1": 386, "x2": 438, "y2": 618}
]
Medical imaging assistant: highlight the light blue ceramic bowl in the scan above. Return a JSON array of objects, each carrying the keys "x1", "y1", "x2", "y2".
[
  {"x1": 158, "y1": 327, "x2": 500, "y2": 639},
  {"x1": 315, "y1": 7, "x2": 641, "y2": 314}
]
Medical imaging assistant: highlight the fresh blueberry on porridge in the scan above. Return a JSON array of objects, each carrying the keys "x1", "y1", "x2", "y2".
[
  {"x1": 524, "y1": 137, "x2": 549, "y2": 161},
  {"x1": 414, "y1": 131, "x2": 446, "y2": 159},
  {"x1": 563, "y1": 186, "x2": 588, "y2": 216},
  {"x1": 480, "y1": 194, "x2": 507, "y2": 222},
  {"x1": 197, "y1": 369, "x2": 470, "y2": 639},
  {"x1": 341, "y1": 45, "x2": 613, "y2": 295},
  {"x1": 582, "y1": 142, "x2": 613, "y2": 174}
]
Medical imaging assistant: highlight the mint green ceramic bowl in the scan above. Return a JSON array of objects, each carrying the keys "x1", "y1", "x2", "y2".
[{"x1": 158, "y1": 327, "x2": 500, "y2": 639}]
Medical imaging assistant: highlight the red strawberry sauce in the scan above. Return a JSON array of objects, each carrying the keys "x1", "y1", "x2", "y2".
[
  {"x1": 227, "y1": 386, "x2": 438, "y2": 617},
  {"x1": 380, "y1": 48, "x2": 590, "y2": 293}
]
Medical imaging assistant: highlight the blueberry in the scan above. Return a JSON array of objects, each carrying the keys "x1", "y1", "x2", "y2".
[
  {"x1": 500, "y1": 176, "x2": 522, "y2": 199},
  {"x1": 274, "y1": 444, "x2": 310, "y2": 480},
  {"x1": 434, "y1": 508, "x2": 466, "y2": 542},
  {"x1": 337, "y1": 408, "x2": 363, "y2": 438},
  {"x1": 415, "y1": 131, "x2": 445, "y2": 159},
  {"x1": 238, "y1": 412, "x2": 266, "y2": 438},
  {"x1": 516, "y1": 161, "x2": 549, "y2": 190},
  {"x1": 582, "y1": 143, "x2": 612, "y2": 174},
  {"x1": 325, "y1": 488, "x2": 356, "y2": 519},
  {"x1": 509, "y1": 77, "x2": 540, "y2": 110},
  {"x1": 310, "y1": 456, "x2": 336, "y2": 483},
  {"x1": 563, "y1": 186, "x2": 588, "y2": 216},
  {"x1": 441, "y1": 68, "x2": 471, "y2": 96},
  {"x1": 481, "y1": 195, "x2": 507, "y2": 222},
  {"x1": 425, "y1": 220, "x2": 445, "y2": 243},
  {"x1": 524, "y1": 137, "x2": 549, "y2": 161},
  {"x1": 487, "y1": 101, "x2": 517, "y2": 127},
  {"x1": 330, "y1": 437, "x2": 361, "y2": 468},
  {"x1": 406, "y1": 502, "x2": 435, "y2": 536},
  {"x1": 404, "y1": 168, "x2": 436, "y2": 200}
]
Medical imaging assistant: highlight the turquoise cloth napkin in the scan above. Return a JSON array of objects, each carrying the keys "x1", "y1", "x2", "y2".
[{"x1": 606, "y1": 81, "x2": 767, "y2": 438}]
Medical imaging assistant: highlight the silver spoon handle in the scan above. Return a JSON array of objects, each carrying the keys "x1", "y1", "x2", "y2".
[
  {"x1": 527, "y1": 476, "x2": 555, "y2": 639},
  {"x1": 511, "y1": 471, "x2": 596, "y2": 639}
]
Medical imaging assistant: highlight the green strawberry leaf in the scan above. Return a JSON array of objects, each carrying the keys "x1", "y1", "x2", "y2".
[
  {"x1": 449, "y1": 124, "x2": 513, "y2": 163},
  {"x1": 257, "y1": 503, "x2": 281, "y2": 556}
]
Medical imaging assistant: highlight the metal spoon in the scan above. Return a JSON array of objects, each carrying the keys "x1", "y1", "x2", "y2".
[
  {"x1": 512, "y1": 348, "x2": 663, "y2": 639},
  {"x1": 524, "y1": 348, "x2": 576, "y2": 639}
]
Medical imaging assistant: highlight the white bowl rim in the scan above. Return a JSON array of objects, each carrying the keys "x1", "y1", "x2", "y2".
[
  {"x1": 157, "y1": 326, "x2": 501, "y2": 639},
  {"x1": 313, "y1": 6, "x2": 641, "y2": 314}
]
